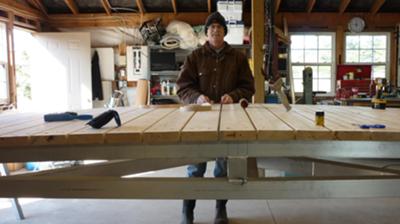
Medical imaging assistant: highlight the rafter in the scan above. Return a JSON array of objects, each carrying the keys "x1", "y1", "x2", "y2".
[
  {"x1": 306, "y1": 0, "x2": 316, "y2": 13},
  {"x1": 275, "y1": 0, "x2": 282, "y2": 14},
  {"x1": 136, "y1": 0, "x2": 145, "y2": 14},
  {"x1": 64, "y1": 0, "x2": 79, "y2": 15},
  {"x1": 0, "y1": 0, "x2": 43, "y2": 20},
  {"x1": 26, "y1": 0, "x2": 48, "y2": 17},
  {"x1": 339, "y1": 0, "x2": 351, "y2": 14},
  {"x1": 207, "y1": 0, "x2": 211, "y2": 13},
  {"x1": 101, "y1": 0, "x2": 112, "y2": 16},
  {"x1": 171, "y1": 0, "x2": 177, "y2": 15},
  {"x1": 371, "y1": 0, "x2": 385, "y2": 15}
]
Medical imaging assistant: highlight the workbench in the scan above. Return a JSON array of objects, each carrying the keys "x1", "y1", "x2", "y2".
[
  {"x1": 1, "y1": 104, "x2": 400, "y2": 200},
  {"x1": 336, "y1": 97, "x2": 400, "y2": 108}
]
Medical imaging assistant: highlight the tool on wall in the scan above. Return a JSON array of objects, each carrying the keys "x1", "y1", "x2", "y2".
[{"x1": 263, "y1": 0, "x2": 291, "y2": 111}]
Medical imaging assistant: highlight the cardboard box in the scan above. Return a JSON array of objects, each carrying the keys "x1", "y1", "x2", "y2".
[{"x1": 6, "y1": 163, "x2": 24, "y2": 172}]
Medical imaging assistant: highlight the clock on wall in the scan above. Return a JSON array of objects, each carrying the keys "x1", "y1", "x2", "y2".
[{"x1": 348, "y1": 17, "x2": 365, "y2": 33}]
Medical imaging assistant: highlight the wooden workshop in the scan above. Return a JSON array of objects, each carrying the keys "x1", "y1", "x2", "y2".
[{"x1": 1, "y1": 1, "x2": 400, "y2": 224}]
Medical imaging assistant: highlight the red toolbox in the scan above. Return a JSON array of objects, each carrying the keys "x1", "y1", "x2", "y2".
[{"x1": 336, "y1": 64, "x2": 373, "y2": 99}]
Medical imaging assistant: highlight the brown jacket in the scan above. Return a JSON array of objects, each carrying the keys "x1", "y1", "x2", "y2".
[{"x1": 176, "y1": 42, "x2": 255, "y2": 104}]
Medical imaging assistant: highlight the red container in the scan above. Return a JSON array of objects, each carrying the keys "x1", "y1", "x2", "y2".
[{"x1": 336, "y1": 64, "x2": 373, "y2": 99}]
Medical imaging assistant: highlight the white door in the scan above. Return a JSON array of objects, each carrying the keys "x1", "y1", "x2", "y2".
[{"x1": 31, "y1": 32, "x2": 91, "y2": 112}]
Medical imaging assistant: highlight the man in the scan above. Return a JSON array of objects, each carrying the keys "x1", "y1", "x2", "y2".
[{"x1": 176, "y1": 11, "x2": 255, "y2": 224}]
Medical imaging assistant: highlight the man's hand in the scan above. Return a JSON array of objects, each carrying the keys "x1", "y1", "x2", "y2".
[
  {"x1": 220, "y1": 94, "x2": 233, "y2": 104},
  {"x1": 197, "y1": 94, "x2": 211, "y2": 104}
]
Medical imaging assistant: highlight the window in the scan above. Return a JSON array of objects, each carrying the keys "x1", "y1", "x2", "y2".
[
  {"x1": 345, "y1": 33, "x2": 389, "y2": 79},
  {"x1": 289, "y1": 33, "x2": 335, "y2": 94},
  {"x1": 0, "y1": 22, "x2": 8, "y2": 104}
]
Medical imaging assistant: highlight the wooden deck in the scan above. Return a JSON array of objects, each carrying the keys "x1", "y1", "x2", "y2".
[{"x1": 1, "y1": 104, "x2": 400, "y2": 148}]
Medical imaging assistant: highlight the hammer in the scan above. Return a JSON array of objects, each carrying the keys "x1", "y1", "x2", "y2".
[{"x1": 269, "y1": 78, "x2": 292, "y2": 111}]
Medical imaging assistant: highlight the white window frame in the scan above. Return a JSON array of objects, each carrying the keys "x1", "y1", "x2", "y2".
[
  {"x1": 344, "y1": 32, "x2": 390, "y2": 79},
  {"x1": 289, "y1": 32, "x2": 336, "y2": 96}
]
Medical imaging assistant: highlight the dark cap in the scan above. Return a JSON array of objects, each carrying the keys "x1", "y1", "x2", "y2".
[{"x1": 204, "y1": 11, "x2": 227, "y2": 36}]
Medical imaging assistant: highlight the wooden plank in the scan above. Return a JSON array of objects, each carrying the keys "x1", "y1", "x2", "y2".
[
  {"x1": 135, "y1": 0, "x2": 145, "y2": 14},
  {"x1": 181, "y1": 104, "x2": 220, "y2": 142},
  {"x1": 275, "y1": 13, "x2": 400, "y2": 30},
  {"x1": 306, "y1": 0, "x2": 316, "y2": 13},
  {"x1": 207, "y1": 0, "x2": 211, "y2": 13},
  {"x1": 339, "y1": 0, "x2": 351, "y2": 14},
  {"x1": 265, "y1": 105, "x2": 333, "y2": 140},
  {"x1": 328, "y1": 106, "x2": 400, "y2": 141},
  {"x1": 67, "y1": 107, "x2": 149, "y2": 145},
  {"x1": 6, "y1": 12, "x2": 16, "y2": 106},
  {"x1": 143, "y1": 108, "x2": 194, "y2": 144},
  {"x1": 220, "y1": 104, "x2": 256, "y2": 141},
  {"x1": 101, "y1": 0, "x2": 112, "y2": 15},
  {"x1": 171, "y1": 0, "x2": 178, "y2": 14},
  {"x1": 31, "y1": 0, "x2": 48, "y2": 17},
  {"x1": 107, "y1": 107, "x2": 176, "y2": 144},
  {"x1": 0, "y1": 0, "x2": 43, "y2": 20},
  {"x1": 275, "y1": 0, "x2": 282, "y2": 14},
  {"x1": 371, "y1": 0, "x2": 386, "y2": 15},
  {"x1": 29, "y1": 107, "x2": 132, "y2": 146},
  {"x1": 47, "y1": 12, "x2": 211, "y2": 28},
  {"x1": 64, "y1": 0, "x2": 79, "y2": 15},
  {"x1": 246, "y1": 104, "x2": 294, "y2": 140},
  {"x1": 252, "y1": 0, "x2": 265, "y2": 103},
  {"x1": 293, "y1": 105, "x2": 371, "y2": 140}
]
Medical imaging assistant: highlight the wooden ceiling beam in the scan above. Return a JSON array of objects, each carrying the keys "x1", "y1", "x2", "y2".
[
  {"x1": 207, "y1": 0, "x2": 211, "y2": 13},
  {"x1": 306, "y1": 0, "x2": 316, "y2": 13},
  {"x1": 48, "y1": 12, "x2": 219, "y2": 28},
  {"x1": 371, "y1": 0, "x2": 386, "y2": 15},
  {"x1": 276, "y1": 12, "x2": 400, "y2": 30},
  {"x1": 64, "y1": 0, "x2": 79, "y2": 15},
  {"x1": 275, "y1": 0, "x2": 282, "y2": 14},
  {"x1": 339, "y1": 0, "x2": 351, "y2": 14},
  {"x1": 26, "y1": 0, "x2": 48, "y2": 17},
  {"x1": 136, "y1": 0, "x2": 145, "y2": 14},
  {"x1": 101, "y1": 0, "x2": 112, "y2": 16},
  {"x1": 0, "y1": 0, "x2": 43, "y2": 20},
  {"x1": 172, "y1": 0, "x2": 178, "y2": 15}
]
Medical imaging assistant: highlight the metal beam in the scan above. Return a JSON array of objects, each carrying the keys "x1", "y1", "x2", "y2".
[
  {"x1": 339, "y1": 0, "x2": 351, "y2": 14},
  {"x1": 1, "y1": 164, "x2": 24, "y2": 220},
  {"x1": 2, "y1": 141, "x2": 400, "y2": 163},
  {"x1": 171, "y1": 0, "x2": 178, "y2": 14},
  {"x1": 370, "y1": 0, "x2": 386, "y2": 15},
  {"x1": 135, "y1": 0, "x2": 145, "y2": 14},
  {"x1": 101, "y1": 0, "x2": 112, "y2": 15},
  {"x1": 1, "y1": 176, "x2": 400, "y2": 199},
  {"x1": 21, "y1": 158, "x2": 210, "y2": 177},
  {"x1": 306, "y1": 0, "x2": 316, "y2": 13},
  {"x1": 64, "y1": 0, "x2": 79, "y2": 15}
]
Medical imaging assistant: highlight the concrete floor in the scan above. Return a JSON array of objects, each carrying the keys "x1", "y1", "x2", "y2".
[{"x1": 1, "y1": 162, "x2": 400, "y2": 224}]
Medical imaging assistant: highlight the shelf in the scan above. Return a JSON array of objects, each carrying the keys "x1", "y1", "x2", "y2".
[{"x1": 151, "y1": 70, "x2": 180, "y2": 76}]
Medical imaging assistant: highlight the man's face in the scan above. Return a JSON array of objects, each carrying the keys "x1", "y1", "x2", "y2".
[{"x1": 207, "y1": 22, "x2": 225, "y2": 47}]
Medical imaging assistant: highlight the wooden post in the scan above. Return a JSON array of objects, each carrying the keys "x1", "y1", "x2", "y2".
[
  {"x1": 390, "y1": 30, "x2": 396, "y2": 85},
  {"x1": 6, "y1": 12, "x2": 16, "y2": 107},
  {"x1": 252, "y1": 0, "x2": 265, "y2": 103},
  {"x1": 336, "y1": 25, "x2": 344, "y2": 65}
]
